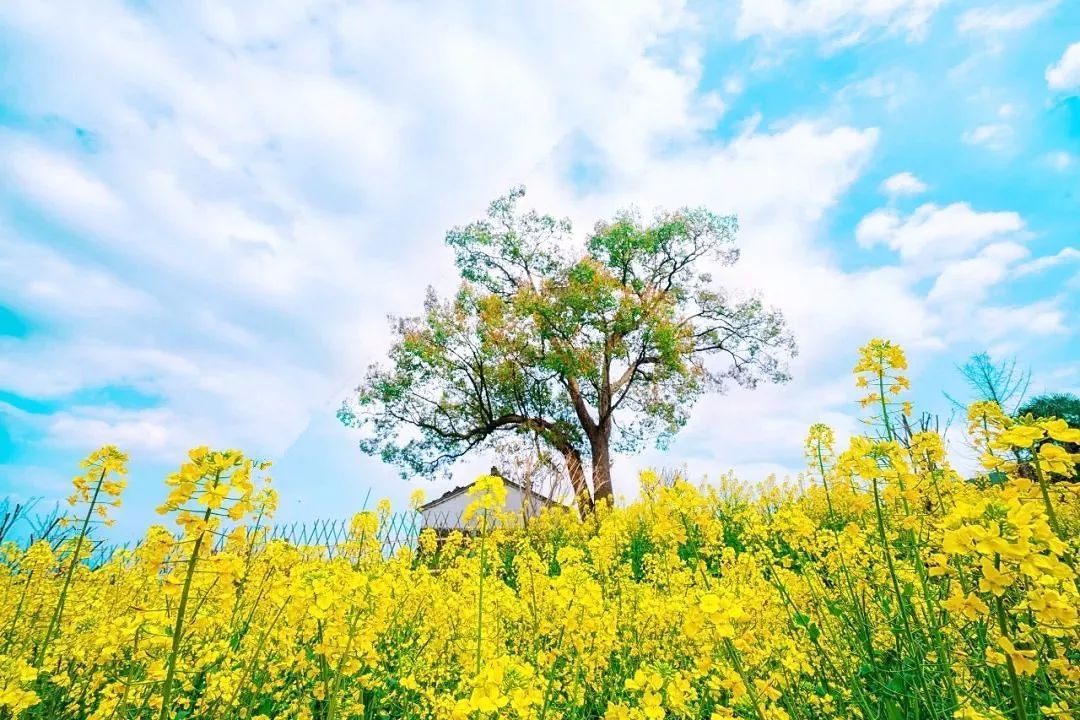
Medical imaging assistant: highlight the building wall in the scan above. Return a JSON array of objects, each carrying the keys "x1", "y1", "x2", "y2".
[{"x1": 419, "y1": 485, "x2": 551, "y2": 529}]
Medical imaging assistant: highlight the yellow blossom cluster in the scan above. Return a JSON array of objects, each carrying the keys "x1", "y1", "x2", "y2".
[
  {"x1": 63, "y1": 445, "x2": 128, "y2": 529},
  {"x1": 853, "y1": 338, "x2": 913, "y2": 420},
  {"x1": 0, "y1": 340, "x2": 1077, "y2": 720}
]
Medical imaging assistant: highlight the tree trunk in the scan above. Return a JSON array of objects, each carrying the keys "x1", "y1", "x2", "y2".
[
  {"x1": 590, "y1": 431, "x2": 613, "y2": 505},
  {"x1": 557, "y1": 444, "x2": 594, "y2": 518}
]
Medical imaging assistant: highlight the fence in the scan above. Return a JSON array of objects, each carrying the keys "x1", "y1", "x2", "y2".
[
  {"x1": 0, "y1": 497, "x2": 468, "y2": 567},
  {"x1": 262, "y1": 509, "x2": 466, "y2": 558}
]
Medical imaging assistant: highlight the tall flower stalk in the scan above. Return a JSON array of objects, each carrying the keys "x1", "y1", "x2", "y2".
[
  {"x1": 0, "y1": 339, "x2": 1075, "y2": 720},
  {"x1": 35, "y1": 447, "x2": 127, "y2": 669},
  {"x1": 154, "y1": 448, "x2": 261, "y2": 720}
]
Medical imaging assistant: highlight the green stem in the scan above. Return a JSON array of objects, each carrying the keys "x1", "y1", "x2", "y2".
[
  {"x1": 475, "y1": 509, "x2": 487, "y2": 676},
  {"x1": 159, "y1": 500, "x2": 215, "y2": 720},
  {"x1": 1030, "y1": 455, "x2": 1063, "y2": 540},
  {"x1": 722, "y1": 638, "x2": 767, "y2": 720},
  {"x1": 4, "y1": 569, "x2": 34, "y2": 655},
  {"x1": 994, "y1": 593, "x2": 1028, "y2": 720},
  {"x1": 877, "y1": 367, "x2": 895, "y2": 442},
  {"x1": 871, "y1": 475, "x2": 915, "y2": 644},
  {"x1": 35, "y1": 467, "x2": 107, "y2": 669},
  {"x1": 816, "y1": 444, "x2": 835, "y2": 519},
  {"x1": 327, "y1": 610, "x2": 361, "y2": 720}
]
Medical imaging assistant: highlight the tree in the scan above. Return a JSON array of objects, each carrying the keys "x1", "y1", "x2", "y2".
[
  {"x1": 1017, "y1": 393, "x2": 1080, "y2": 479},
  {"x1": 491, "y1": 434, "x2": 567, "y2": 500},
  {"x1": 947, "y1": 352, "x2": 1030, "y2": 414},
  {"x1": 339, "y1": 187, "x2": 796, "y2": 515},
  {"x1": 1017, "y1": 393, "x2": 1080, "y2": 427}
]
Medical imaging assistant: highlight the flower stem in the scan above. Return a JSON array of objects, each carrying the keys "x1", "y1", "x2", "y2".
[
  {"x1": 1030, "y1": 456, "x2": 1062, "y2": 540},
  {"x1": 476, "y1": 509, "x2": 487, "y2": 676},
  {"x1": 35, "y1": 467, "x2": 106, "y2": 669},
  {"x1": 160, "y1": 501, "x2": 214, "y2": 720},
  {"x1": 994, "y1": 594, "x2": 1028, "y2": 720}
]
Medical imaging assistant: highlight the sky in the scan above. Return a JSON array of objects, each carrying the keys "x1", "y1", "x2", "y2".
[{"x1": 1, "y1": 0, "x2": 1078, "y2": 538}]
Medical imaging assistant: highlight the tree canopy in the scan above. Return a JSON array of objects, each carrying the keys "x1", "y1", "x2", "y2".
[
  {"x1": 946, "y1": 352, "x2": 1030, "y2": 414},
  {"x1": 1017, "y1": 393, "x2": 1080, "y2": 427},
  {"x1": 339, "y1": 187, "x2": 796, "y2": 514}
]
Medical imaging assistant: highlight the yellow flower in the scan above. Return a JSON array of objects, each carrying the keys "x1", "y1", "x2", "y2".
[
  {"x1": 1038, "y1": 443, "x2": 1077, "y2": 475},
  {"x1": 944, "y1": 592, "x2": 990, "y2": 621},
  {"x1": 1041, "y1": 419, "x2": 1080, "y2": 443},
  {"x1": 954, "y1": 705, "x2": 1003, "y2": 720},
  {"x1": 997, "y1": 637, "x2": 1039, "y2": 676},
  {"x1": 641, "y1": 691, "x2": 665, "y2": 720},
  {"x1": 979, "y1": 559, "x2": 1015, "y2": 596},
  {"x1": 202, "y1": 482, "x2": 229, "y2": 510},
  {"x1": 9, "y1": 405, "x2": 1080, "y2": 720},
  {"x1": 996, "y1": 425, "x2": 1046, "y2": 449}
]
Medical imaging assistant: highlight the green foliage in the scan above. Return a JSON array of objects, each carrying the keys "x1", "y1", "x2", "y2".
[
  {"x1": 947, "y1": 352, "x2": 1031, "y2": 414},
  {"x1": 1018, "y1": 393, "x2": 1080, "y2": 477},
  {"x1": 340, "y1": 187, "x2": 795, "y2": 510},
  {"x1": 1017, "y1": 393, "x2": 1080, "y2": 427}
]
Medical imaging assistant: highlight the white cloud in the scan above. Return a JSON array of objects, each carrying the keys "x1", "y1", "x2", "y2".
[
  {"x1": 1016, "y1": 247, "x2": 1080, "y2": 276},
  {"x1": 962, "y1": 123, "x2": 1012, "y2": 150},
  {"x1": 0, "y1": 231, "x2": 154, "y2": 321},
  {"x1": 881, "y1": 171, "x2": 927, "y2": 196},
  {"x1": 1044, "y1": 151, "x2": 1074, "y2": 170},
  {"x1": 0, "y1": 1, "x2": 880, "y2": 475},
  {"x1": 1047, "y1": 42, "x2": 1080, "y2": 91},
  {"x1": 974, "y1": 301, "x2": 1068, "y2": 338},
  {"x1": 0, "y1": 0, "x2": 1071, "y2": 523},
  {"x1": 997, "y1": 103, "x2": 1018, "y2": 119},
  {"x1": 927, "y1": 241, "x2": 1028, "y2": 305},
  {"x1": 46, "y1": 408, "x2": 189, "y2": 455},
  {"x1": 736, "y1": 0, "x2": 945, "y2": 45},
  {"x1": 957, "y1": 1, "x2": 1057, "y2": 33},
  {"x1": 4, "y1": 139, "x2": 125, "y2": 236},
  {"x1": 855, "y1": 202, "x2": 1024, "y2": 264}
]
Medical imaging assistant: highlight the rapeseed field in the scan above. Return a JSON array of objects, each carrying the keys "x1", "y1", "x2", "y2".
[{"x1": 1, "y1": 340, "x2": 1076, "y2": 720}]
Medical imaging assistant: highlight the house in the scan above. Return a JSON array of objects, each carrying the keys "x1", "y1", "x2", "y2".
[{"x1": 417, "y1": 473, "x2": 563, "y2": 530}]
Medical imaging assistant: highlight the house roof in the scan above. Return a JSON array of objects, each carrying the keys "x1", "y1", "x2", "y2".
[{"x1": 418, "y1": 477, "x2": 563, "y2": 512}]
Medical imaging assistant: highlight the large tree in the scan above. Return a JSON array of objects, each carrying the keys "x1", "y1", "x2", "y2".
[
  {"x1": 340, "y1": 188, "x2": 796, "y2": 514},
  {"x1": 1017, "y1": 393, "x2": 1080, "y2": 479},
  {"x1": 946, "y1": 351, "x2": 1030, "y2": 414},
  {"x1": 1017, "y1": 393, "x2": 1080, "y2": 427}
]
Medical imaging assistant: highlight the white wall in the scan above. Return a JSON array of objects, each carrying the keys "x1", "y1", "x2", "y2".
[{"x1": 419, "y1": 484, "x2": 551, "y2": 529}]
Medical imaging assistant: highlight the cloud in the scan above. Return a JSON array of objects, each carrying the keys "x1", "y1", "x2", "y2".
[
  {"x1": 4, "y1": 139, "x2": 125, "y2": 236},
  {"x1": 0, "y1": 1, "x2": 697, "y2": 408},
  {"x1": 957, "y1": 1, "x2": 1057, "y2": 32},
  {"x1": 927, "y1": 241, "x2": 1028, "y2": 305},
  {"x1": 1047, "y1": 42, "x2": 1080, "y2": 92},
  {"x1": 0, "y1": 231, "x2": 154, "y2": 322},
  {"x1": 735, "y1": 0, "x2": 945, "y2": 45},
  {"x1": 855, "y1": 202, "x2": 1024, "y2": 264},
  {"x1": 45, "y1": 407, "x2": 190, "y2": 455},
  {"x1": 1043, "y1": 151, "x2": 1074, "y2": 170},
  {"x1": 961, "y1": 123, "x2": 1012, "y2": 150},
  {"x1": 881, "y1": 171, "x2": 928, "y2": 196},
  {"x1": 0, "y1": 0, "x2": 1073, "y2": 525},
  {"x1": 0, "y1": 1, "x2": 884, "y2": 478},
  {"x1": 974, "y1": 301, "x2": 1068, "y2": 338},
  {"x1": 1016, "y1": 247, "x2": 1080, "y2": 276},
  {"x1": 837, "y1": 71, "x2": 919, "y2": 113},
  {"x1": 853, "y1": 201, "x2": 1073, "y2": 348}
]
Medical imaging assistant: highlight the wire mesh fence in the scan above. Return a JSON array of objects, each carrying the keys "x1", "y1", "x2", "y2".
[
  {"x1": 1, "y1": 497, "x2": 468, "y2": 567},
  {"x1": 257, "y1": 509, "x2": 466, "y2": 558}
]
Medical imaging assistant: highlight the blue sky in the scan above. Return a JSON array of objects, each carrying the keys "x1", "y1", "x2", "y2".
[{"x1": 1, "y1": 0, "x2": 1078, "y2": 538}]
